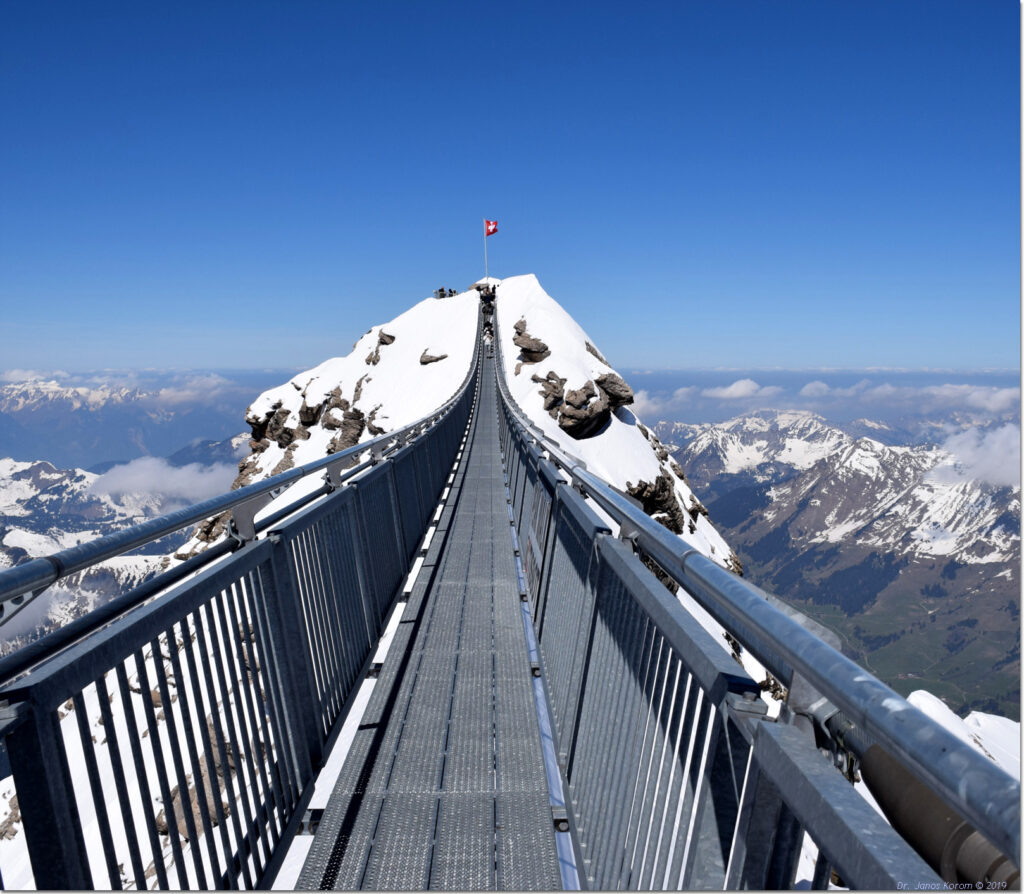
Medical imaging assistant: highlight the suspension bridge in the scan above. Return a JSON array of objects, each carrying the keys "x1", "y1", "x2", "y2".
[{"x1": 0, "y1": 302, "x2": 1017, "y2": 890}]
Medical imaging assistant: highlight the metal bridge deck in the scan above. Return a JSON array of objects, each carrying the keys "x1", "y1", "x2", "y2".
[{"x1": 298, "y1": 356, "x2": 562, "y2": 890}]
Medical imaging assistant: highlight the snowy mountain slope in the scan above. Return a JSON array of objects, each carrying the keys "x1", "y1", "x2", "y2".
[
  {"x1": 493, "y1": 274, "x2": 739, "y2": 572},
  {"x1": 0, "y1": 459, "x2": 159, "y2": 650},
  {"x1": 0, "y1": 447, "x2": 248, "y2": 651},
  {"x1": 176, "y1": 290, "x2": 480, "y2": 556},
  {"x1": 489, "y1": 275, "x2": 769, "y2": 706},
  {"x1": 663, "y1": 410, "x2": 1020, "y2": 565},
  {"x1": 658, "y1": 411, "x2": 852, "y2": 484},
  {"x1": 664, "y1": 410, "x2": 1020, "y2": 719}
]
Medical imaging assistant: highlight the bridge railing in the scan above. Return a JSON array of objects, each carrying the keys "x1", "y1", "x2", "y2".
[
  {"x1": 0, "y1": 322, "x2": 481, "y2": 889},
  {"x1": 490, "y1": 311, "x2": 1019, "y2": 889}
]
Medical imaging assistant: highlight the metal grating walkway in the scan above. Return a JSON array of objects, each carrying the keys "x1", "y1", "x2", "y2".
[{"x1": 297, "y1": 354, "x2": 562, "y2": 890}]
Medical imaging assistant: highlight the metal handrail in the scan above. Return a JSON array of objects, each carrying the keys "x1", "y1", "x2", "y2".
[
  {"x1": 490, "y1": 302, "x2": 1021, "y2": 866},
  {"x1": 0, "y1": 310, "x2": 483, "y2": 619}
]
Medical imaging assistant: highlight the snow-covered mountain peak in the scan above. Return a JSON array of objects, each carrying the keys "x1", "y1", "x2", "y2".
[
  {"x1": 493, "y1": 274, "x2": 738, "y2": 572},
  {"x1": 0, "y1": 379, "x2": 143, "y2": 413},
  {"x1": 177, "y1": 289, "x2": 481, "y2": 554}
]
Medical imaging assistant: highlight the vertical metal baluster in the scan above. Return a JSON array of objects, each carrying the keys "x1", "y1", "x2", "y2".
[
  {"x1": 241, "y1": 567, "x2": 294, "y2": 830},
  {"x1": 151, "y1": 628, "x2": 206, "y2": 886},
  {"x1": 208, "y1": 593, "x2": 269, "y2": 877},
  {"x1": 650, "y1": 665, "x2": 693, "y2": 888},
  {"x1": 71, "y1": 690, "x2": 120, "y2": 888},
  {"x1": 324, "y1": 510, "x2": 360, "y2": 693},
  {"x1": 638, "y1": 655, "x2": 684, "y2": 888},
  {"x1": 114, "y1": 660, "x2": 171, "y2": 888},
  {"x1": 591, "y1": 596, "x2": 652, "y2": 890},
  {"x1": 811, "y1": 846, "x2": 832, "y2": 889},
  {"x1": 168, "y1": 617, "x2": 221, "y2": 887},
  {"x1": 288, "y1": 535, "x2": 328, "y2": 726},
  {"x1": 664, "y1": 686, "x2": 709, "y2": 888},
  {"x1": 193, "y1": 601, "x2": 251, "y2": 888},
  {"x1": 678, "y1": 698, "x2": 718, "y2": 888},
  {"x1": 301, "y1": 526, "x2": 343, "y2": 726},
  {"x1": 610, "y1": 629, "x2": 667, "y2": 889},
  {"x1": 134, "y1": 642, "x2": 189, "y2": 888},
  {"x1": 317, "y1": 512, "x2": 353, "y2": 700},
  {"x1": 246, "y1": 565, "x2": 301, "y2": 811},
  {"x1": 96, "y1": 672, "x2": 147, "y2": 888},
  {"x1": 225, "y1": 579, "x2": 283, "y2": 850}
]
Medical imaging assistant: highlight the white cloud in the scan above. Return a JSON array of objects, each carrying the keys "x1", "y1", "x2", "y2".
[
  {"x1": 930, "y1": 424, "x2": 1021, "y2": 488},
  {"x1": 800, "y1": 381, "x2": 830, "y2": 398},
  {"x1": 923, "y1": 385, "x2": 1020, "y2": 414},
  {"x1": 154, "y1": 374, "x2": 236, "y2": 406},
  {"x1": 0, "y1": 368, "x2": 70, "y2": 383},
  {"x1": 89, "y1": 457, "x2": 237, "y2": 505},
  {"x1": 632, "y1": 386, "x2": 697, "y2": 418},
  {"x1": 702, "y1": 379, "x2": 781, "y2": 400}
]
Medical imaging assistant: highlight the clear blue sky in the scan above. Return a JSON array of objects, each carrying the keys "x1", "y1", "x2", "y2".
[{"x1": 1, "y1": 1, "x2": 1018, "y2": 371}]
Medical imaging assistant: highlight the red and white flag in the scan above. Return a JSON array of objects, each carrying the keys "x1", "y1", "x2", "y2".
[{"x1": 484, "y1": 219, "x2": 498, "y2": 236}]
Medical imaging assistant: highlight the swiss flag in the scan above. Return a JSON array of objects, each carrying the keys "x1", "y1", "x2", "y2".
[{"x1": 485, "y1": 219, "x2": 498, "y2": 236}]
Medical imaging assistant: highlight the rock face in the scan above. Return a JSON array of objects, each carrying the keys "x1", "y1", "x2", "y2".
[
  {"x1": 528, "y1": 369, "x2": 635, "y2": 441},
  {"x1": 512, "y1": 318, "x2": 551, "y2": 364},
  {"x1": 558, "y1": 389, "x2": 610, "y2": 439},
  {"x1": 585, "y1": 341, "x2": 608, "y2": 364},
  {"x1": 530, "y1": 372, "x2": 566, "y2": 418},
  {"x1": 365, "y1": 330, "x2": 395, "y2": 366},
  {"x1": 595, "y1": 373, "x2": 634, "y2": 409},
  {"x1": 627, "y1": 472, "x2": 689, "y2": 535},
  {"x1": 419, "y1": 350, "x2": 448, "y2": 365},
  {"x1": 327, "y1": 408, "x2": 366, "y2": 457}
]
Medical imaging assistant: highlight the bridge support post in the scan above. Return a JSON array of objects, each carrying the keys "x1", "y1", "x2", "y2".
[
  {"x1": 725, "y1": 749, "x2": 802, "y2": 889},
  {"x1": 683, "y1": 695, "x2": 768, "y2": 889},
  {"x1": 6, "y1": 703, "x2": 92, "y2": 888}
]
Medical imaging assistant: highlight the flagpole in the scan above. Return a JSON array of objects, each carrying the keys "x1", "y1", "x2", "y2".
[{"x1": 483, "y1": 218, "x2": 488, "y2": 282}]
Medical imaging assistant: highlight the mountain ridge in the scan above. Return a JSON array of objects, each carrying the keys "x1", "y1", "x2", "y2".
[{"x1": 660, "y1": 409, "x2": 1020, "y2": 718}]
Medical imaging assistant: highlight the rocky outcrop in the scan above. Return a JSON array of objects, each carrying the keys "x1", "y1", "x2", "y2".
[
  {"x1": 626, "y1": 472, "x2": 689, "y2": 535},
  {"x1": 558, "y1": 389, "x2": 609, "y2": 439},
  {"x1": 353, "y1": 375, "x2": 369, "y2": 403},
  {"x1": 687, "y1": 495, "x2": 709, "y2": 522},
  {"x1": 365, "y1": 330, "x2": 395, "y2": 366},
  {"x1": 512, "y1": 318, "x2": 551, "y2": 364},
  {"x1": 187, "y1": 512, "x2": 230, "y2": 552},
  {"x1": 594, "y1": 373, "x2": 634, "y2": 409},
  {"x1": 530, "y1": 369, "x2": 635, "y2": 441},
  {"x1": 366, "y1": 406, "x2": 386, "y2": 436},
  {"x1": 155, "y1": 755, "x2": 231, "y2": 840},
  {"x1": 531, "y1": 371, "x2": 566, "y2": 417},
  {"x1": 327, "y1": 408, "x2": 366, "y2": 456},
  {"x1": 271, "y1": 444, "x2": 298, "y2": 475},
  {"x1": 564, "y1": 381, "x2": 596, "y2": 409},
  {"x1": 585, "y1": 340, "x2": 608, "y2": 364},
  {"x1": 419, "y1": 350, "x2": 448, "y2": 365}
]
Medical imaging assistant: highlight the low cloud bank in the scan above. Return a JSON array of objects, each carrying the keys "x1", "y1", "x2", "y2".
[
  {"x1": 90, "y1": 457, "x2": 237, "y2": 506},
  {"x1": 930, "y1": 425, "x2": 1021, "y2": 488},
  {"x1": 629, "y1": 371, "x2": 1020, "y2": 428}
]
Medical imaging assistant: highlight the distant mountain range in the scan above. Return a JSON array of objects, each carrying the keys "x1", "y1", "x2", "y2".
[
  {"x1": 0, "y1": 377, "x2": 260, "y2": 469},
  {"x1": 0, "y1": 436, "x2": 243, "y2": 650},
  {"x1": 656, "y1": 411, "x2": 1020, "y2": 719}
]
